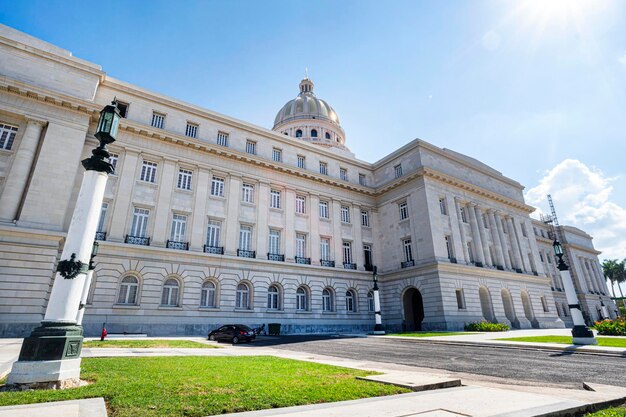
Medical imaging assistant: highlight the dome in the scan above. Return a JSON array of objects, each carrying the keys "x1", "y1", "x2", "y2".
[{"x1": 273, "y1": 78, "x2": 341, "y2": 129}]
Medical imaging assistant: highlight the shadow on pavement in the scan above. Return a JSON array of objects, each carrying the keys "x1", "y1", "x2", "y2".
[{"x1": 234, "y1": 334, "x2": 361, "y2": 347}]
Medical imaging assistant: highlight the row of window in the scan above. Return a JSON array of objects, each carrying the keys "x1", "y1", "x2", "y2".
[
  {"x1": 0, "y1": 123, "x2": 18, "y2": 151},
  {"x1": 116, "y1": 275, "x2": 375, "y2": 312}
]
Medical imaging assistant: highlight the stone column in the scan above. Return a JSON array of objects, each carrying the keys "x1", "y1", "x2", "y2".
[
  {"x1": 108, "y1": 150, "x2": 139, "y2": 241},
  {"x1": 255, "y1": 181, "x2": 270, "y2": 257},
  {"x1": 467, "y1": 203, "x2": 485, "y2": 266},
  {"x1": 494, "y1": 211, "x2": 512, "y2": 269},
  {"x1": 511, "y1": 218, "x2": 530, "y2": 272},
  {"x1": 505, "y1": 217, "x2": 523, "y2": 271},
  {"x1": 224, "y1": 175, "x2": 242, "y2": 256},
  {"x1": 585, "y1": 259, "x2": 600, "y2": 293},
  {"x1": 332, "y1": 199, "x2": 343, "y2": 266},
  {"x1": 0, "y1": 117, "x2": 46, "y2": 221},
  {"x1": 309, "y1": 194, "x2": 320, "y2": 264},
  {"x1": 452, "y1": 198, "x2": 469, "y2": 263},
  {"x1": 474, "y1": 205, "x2": 493, "y2": 266},
  {"x1": 487, "y1": 210, "x2": 505, "y2": 269},
  {"x1": 594, "y1": 261, "x2": 608, "y2": 294},
  {"x1": 189, "y1": 170, "x2": 210, "y2": 250},
  {"x1": 151, "y1": 159, "x2": 176, "y2": 246},
  {"x1": 353, "y1": 204, "x2": 364, "y2": 270},
  {"x1": 284, "y1": 189, "x2": 296, "y2": 261}
]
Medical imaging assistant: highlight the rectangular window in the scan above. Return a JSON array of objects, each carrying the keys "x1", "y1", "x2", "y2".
[
  {"x1": 456, "y1": 289, "x2": 466, "y2": 309},
  {"x1": 399, "y1": 201, "x2": 408, "y2": 220},
  {"x1": 445, "y1": 235, "x2": 454, "y2": 259},
  {"x1": 460, "y1": 207, "x2": 468, "y2": 223},
  {"x1": 539, "y1": 252, "x2": 545, "y2": 262},
  {"x1": 341, "y1": 206, "x2": 350, "y2": 223},
  {"x1": 210, "y1": 177, "x2": 225, "y2": 197},
  {"x1": 0, "y1": 123, "x2": 18, "y2": 151},
  {"x1": 239, "y1": 225, "x2": 252, "y2": 250},
  {"x1": 320, "y1": 238, "x2": 331, "y2": 261},
  {"x1": 439, "y1": 197, "x2": 448, "y2": 215},
  {"x1": 340, "y1": 168, "x2": 348, "y2": 181},
  {"x1": 359, "y1": 173, "x2": 366, "y2": 186},
  {"x1": 319, "y1": 162, "x2": 328, "y2": 175},
  {"x1": 270, "y1": 189, "x2": 281, "y2": 209},
  {"x1": 108, "y1": 153, "x2": 119, "y2": 175},
  {"x1": 116, "y1": 101, "x2": 129, "y2": 118},
  {"x1": 151, "y1": 112, "x2": 165, "y2": 129},
  {"x1": 97, "y1": 202, "x2": 108, "y2": 232},
  {"x1": 185, "y1": 123, "x2": 198, "y2": 138},
  {"x1": 268, "y1": 229, "x2": 281, "y2": 254},
  {"x1": 242, "y1": 183, "x2": 254, "y2": 203},
  {"x1": 177, "y1": 169, "x2": 193, "y2": 190},
  {"x1": 217, "y1": 132, "x2": 229, "y2": 147},
  {"x1": 295, "y1": 195, "x2": 306, "y2": 214},
  {"x1": 363, "y1": 244, "x2": 372, "y2": 267},
  {"x1": 319, "y1": 201, "x2": 329, "y2": 219},
  {"x1": 272, "y1": 147, "x2": 282, "y2": 162},
  {"x1": 297, "y1": 155, "x2": 306, "y2": 169},
  {"x1": 342, "y1": 241, "x2": 352, "y2": 264},
  {"x1": 296, "y1": 233, "x2": 307, "y2": 258},
  {"x1": 206, "y1": 220, "x2": 221, "y2": 247},
  {"x1": 140, "y1": 161, "x2": 158, "y2": 183},
  {"x1": 394, "y1": 164, "x2": 403, "y2": 178},
  {"x1": 403, "y1": 239, "x2": 414, "y2": 262},
  {"x1": 361, "y1": 210, "x2": 370, "y2": 227},
  {"x1": 131, "y1": 208, "x2": 150, "y2": 237},
  {"x1": 246, "y1": 140, "x2": 257, "y2": 155},
  {"x1": 170, "y1": 214, "x2": 187, "y2": 241}
]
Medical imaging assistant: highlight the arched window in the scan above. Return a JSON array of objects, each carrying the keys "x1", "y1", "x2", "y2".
[
  {"x1": 345, "y1": 289, "x2": 357, "y2": 312},
  {"x1": 200, "y1": 281, "x2": 216, "y2": 308},
  {"x1": 296, "y1": 286, "x2": 308, "y2": 311},
  {"x1": 322, "y1": 288, "x2": 334, "y2": 312},
  {"x1": 311, "y1": 129, "x2": 318, "y2": 138},
  {"x1": 236, "y1": 283, "x2": 250, "y2": 309},
  {"x1": 161, "y1": 278, "x2": 180, "y2": 306},
  {"x1": 295, "y1": 129, "x2": 303, "y2": 138},
  {"x1": 267, "y1": 285, "x2": 280, "y2": 310},
  {"x1": 325, "y1": 132, "x2": 331, "y2": 140},
  {"x1": 117, "y1": 275, "x2": 139, "y2": 305},
  {"x1": 367, "y1": 290, "x2": 375, "y2": 312}
]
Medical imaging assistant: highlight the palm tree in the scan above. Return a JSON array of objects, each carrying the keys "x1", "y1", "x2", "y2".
[
  {"x1": 602, "y1": 259, "x2": 618, "y2": 298},
  {"x1": 617, "y1": 259, "x2": 626, "y2": 313}
]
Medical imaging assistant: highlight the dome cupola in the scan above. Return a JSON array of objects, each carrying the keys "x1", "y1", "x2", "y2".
[{"x1": 272, "y1": 76, "x2": 348, "y2": 152}]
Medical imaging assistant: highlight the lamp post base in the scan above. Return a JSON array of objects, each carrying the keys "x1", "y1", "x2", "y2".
[
  {"x1": 572, "y1": 325, "x2": 597, "y2": 345},
  {"x1": 373, "y1": 324, "x2": 385, "y2": 335},
  {"x1": 7, "y1": 323, "x2": 84, "y2": 386}
]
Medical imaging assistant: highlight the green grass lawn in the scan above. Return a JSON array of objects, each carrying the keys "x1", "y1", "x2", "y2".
[
  {"x1": 586, "y1": 406, "x2": 626, "y2": 416},
  {"x1": 496, "y1": 335, "x2": 626, "y2": 348},
  {"x1": 83, "y1": 339, "x2": 218, "y2": 349},
  {"x1": 0, "y1": 356, "x2": 409, "y2": 417},
  {"x1": 386, "y1": 331, "x2": 471, "y2": 337}
]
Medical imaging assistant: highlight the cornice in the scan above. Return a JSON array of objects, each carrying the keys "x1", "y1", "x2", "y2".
[
  {"x1": 565, "y1": 242, "x2": 601, "y2": 256},
  {"x1": 438, "y1": 261, "x2": 552, "y2": 284}
]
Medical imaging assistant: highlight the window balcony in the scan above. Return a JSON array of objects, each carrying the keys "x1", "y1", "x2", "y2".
[
  {"x1": 125, "y1": 235, "x2": 150, "y2": 246},
  {"x1": 364, "y1": 264, "x2": 374, "y2": 272},
  {"x1": 343, "y1": 263, "x2": 357, "y2": 270},
  {"x1": 95, "y1": 231, "x2": 107, "y2": 241},
  {"x1": 237, "y1": 249, "x2": 256, "y2": 258},
  {"x1": 320, "y1": 259, "x2": 335, "y2": 267},
  {"x1": 166, "y1": 240, "x2": 189, "y2": 251},
  {"x1": 203, "y1": 245, "x2": 224, "y2": 255},
  {"x1": 401, "y1": 260, "x2": 415, "y2": 268},
  {"x1": 267, "y1": 253, "x2": 285, "y2": 262},
  {"x1": 295, "y1": 256, "x2": 311, "y2": 265}
]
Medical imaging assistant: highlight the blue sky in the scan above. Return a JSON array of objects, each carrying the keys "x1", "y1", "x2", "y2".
[{"x1": 2, "y1": 1, "x2": 625, "y2": 268}]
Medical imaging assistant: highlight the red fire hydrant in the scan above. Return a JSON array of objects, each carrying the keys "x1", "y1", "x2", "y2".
[{"x1": 100, "y1": 323, "x2": 107, "y2": 341}]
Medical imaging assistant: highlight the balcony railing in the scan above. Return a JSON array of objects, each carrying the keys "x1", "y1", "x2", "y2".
[
  {"x1": 237, "y1": 249, "x2": 256, "y2": 258},
  {"x1": 295, "y1": 256, "x2": 311, "y2": 265},
  {"x1": 364, "y1": 264, "x2": 374, "y2": 272},
  {"x1": 167, "y1": 240, "x2": 189, "y2": 251},
  {"x1": 95, "y1": 231, "x2": 107, "y2": 241},
  {"x1": 267, "y1": 253, "x2": 285, "y2": 262},
  {"x1": 343, "y1": 263, "x2": 357, "y2": 270},
  {"x1": 203, "y1": 245, "x2": 224, "y2": 255},
  {"x1": 401, "y1": 260, "x2": 415, "y2": 268},
  {"x1": 125, "y1": 235, "x2": 150, "y2": 246},
  {"x1": 320, "y1": 259, "x2": 335, "y2": 267}
]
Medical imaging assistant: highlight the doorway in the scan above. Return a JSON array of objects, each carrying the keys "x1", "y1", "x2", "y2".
[{"x1": 403, "y1": 288, "x2": 424, "y2": 331}]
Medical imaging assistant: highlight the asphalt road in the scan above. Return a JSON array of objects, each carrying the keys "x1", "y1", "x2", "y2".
[{"x1": 247, "y1": 336, "x2": 626, "y2": 388}]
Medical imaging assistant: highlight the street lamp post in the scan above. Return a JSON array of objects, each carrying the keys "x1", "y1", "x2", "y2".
[
  {"x1": 553, "y1": 239, "x2": 597, "y2": 345},
  {"x1": 8, "y1": 101, "x2": 120, "y2": 388},
  {"x1": 372, "y1": 266, "x2": 385, "y2": 335}
]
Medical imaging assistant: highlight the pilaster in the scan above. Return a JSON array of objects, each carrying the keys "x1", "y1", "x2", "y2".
[
  {"x1": 309, "y1": 194, "x2": 320, "y2": 264},
  {"x1": 474, "y1": 205, "x2": 492, "y2": 266},
  {"x1": 108, "y1": 150, "x2": 139, "y2": 241},
  {"x1": 467, "y1": 203, "x2": 485, "y2": 265},
  {"x1": 255, "y1": 181, "x2": 270, "y2": 257},
  {"x1": 487, "y1": 210, "x2": 505, "y2": 268},
  {"x1": 190, "y1": 169, "x2": 210, "y2": 250},
  {"x1": 151, "y1": 159, "x2": 176, "y2": 245},
  {"x1": 284, "y1": 189, "x2": 296, "y2": 261},
  {"x1": 224, "y1": 175, "x2": 242, "y2": 256}
]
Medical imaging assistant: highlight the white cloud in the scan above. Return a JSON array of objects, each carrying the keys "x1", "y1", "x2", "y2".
[
  {"x1": 525, "y1": 159, "x2": 626, "y2": 261},
  {"x1": 619, "y1": 53, "x2": 626, "y2": 67}
]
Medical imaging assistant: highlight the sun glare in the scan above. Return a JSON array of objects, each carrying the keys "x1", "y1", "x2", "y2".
[{"x1": 517, "y1": 0, "x2": 604, "y2": 35}]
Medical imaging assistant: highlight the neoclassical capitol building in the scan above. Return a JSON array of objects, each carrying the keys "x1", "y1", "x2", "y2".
[{"x1": 0, "y1": 25, "x2": 616, "y2": 336}]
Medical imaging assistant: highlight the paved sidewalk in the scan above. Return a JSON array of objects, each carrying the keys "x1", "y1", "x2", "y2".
[{"x1": 0, "y1": 339, "x2": 21, "y2": 378}]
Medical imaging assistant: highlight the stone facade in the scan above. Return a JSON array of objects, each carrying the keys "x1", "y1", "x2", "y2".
[{"x1": 0, "y1": 24, "x2": 616, "y2": 337}]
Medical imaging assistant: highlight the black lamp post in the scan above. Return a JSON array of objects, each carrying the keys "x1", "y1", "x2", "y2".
[
  {"x1": 552, "y1": 239, "x2": 597, "y2": 345},
  {"x1": 83, "y1": 100, "x2": 121, "y2": 173}
]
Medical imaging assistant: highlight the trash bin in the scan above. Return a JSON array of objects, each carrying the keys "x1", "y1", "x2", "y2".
[{"x1": 268, "y1": 323, "x2": 281, "y2": 336}]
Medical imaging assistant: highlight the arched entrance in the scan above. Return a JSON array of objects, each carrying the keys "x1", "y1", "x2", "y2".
[
  {"x1": 403, "y1": 288, "x2": 424, "y2": 331},
  {"x1": 479, "y1": 286, "x2": 496, "y2": 323},
  {"x1": 501, "y1": 288, "x2": 519, "y2": 329},
  {"x1": 520, "y1": 291, "x2": 538, "y2": 328}
]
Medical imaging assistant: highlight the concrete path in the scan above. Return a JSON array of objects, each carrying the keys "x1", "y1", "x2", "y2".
[
  {"x1": 0, "y1": 398, "x2": 106, "y2": 417},
  {"x1": 0, "y1": 339, "x2": 21, "y2": 378}
]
